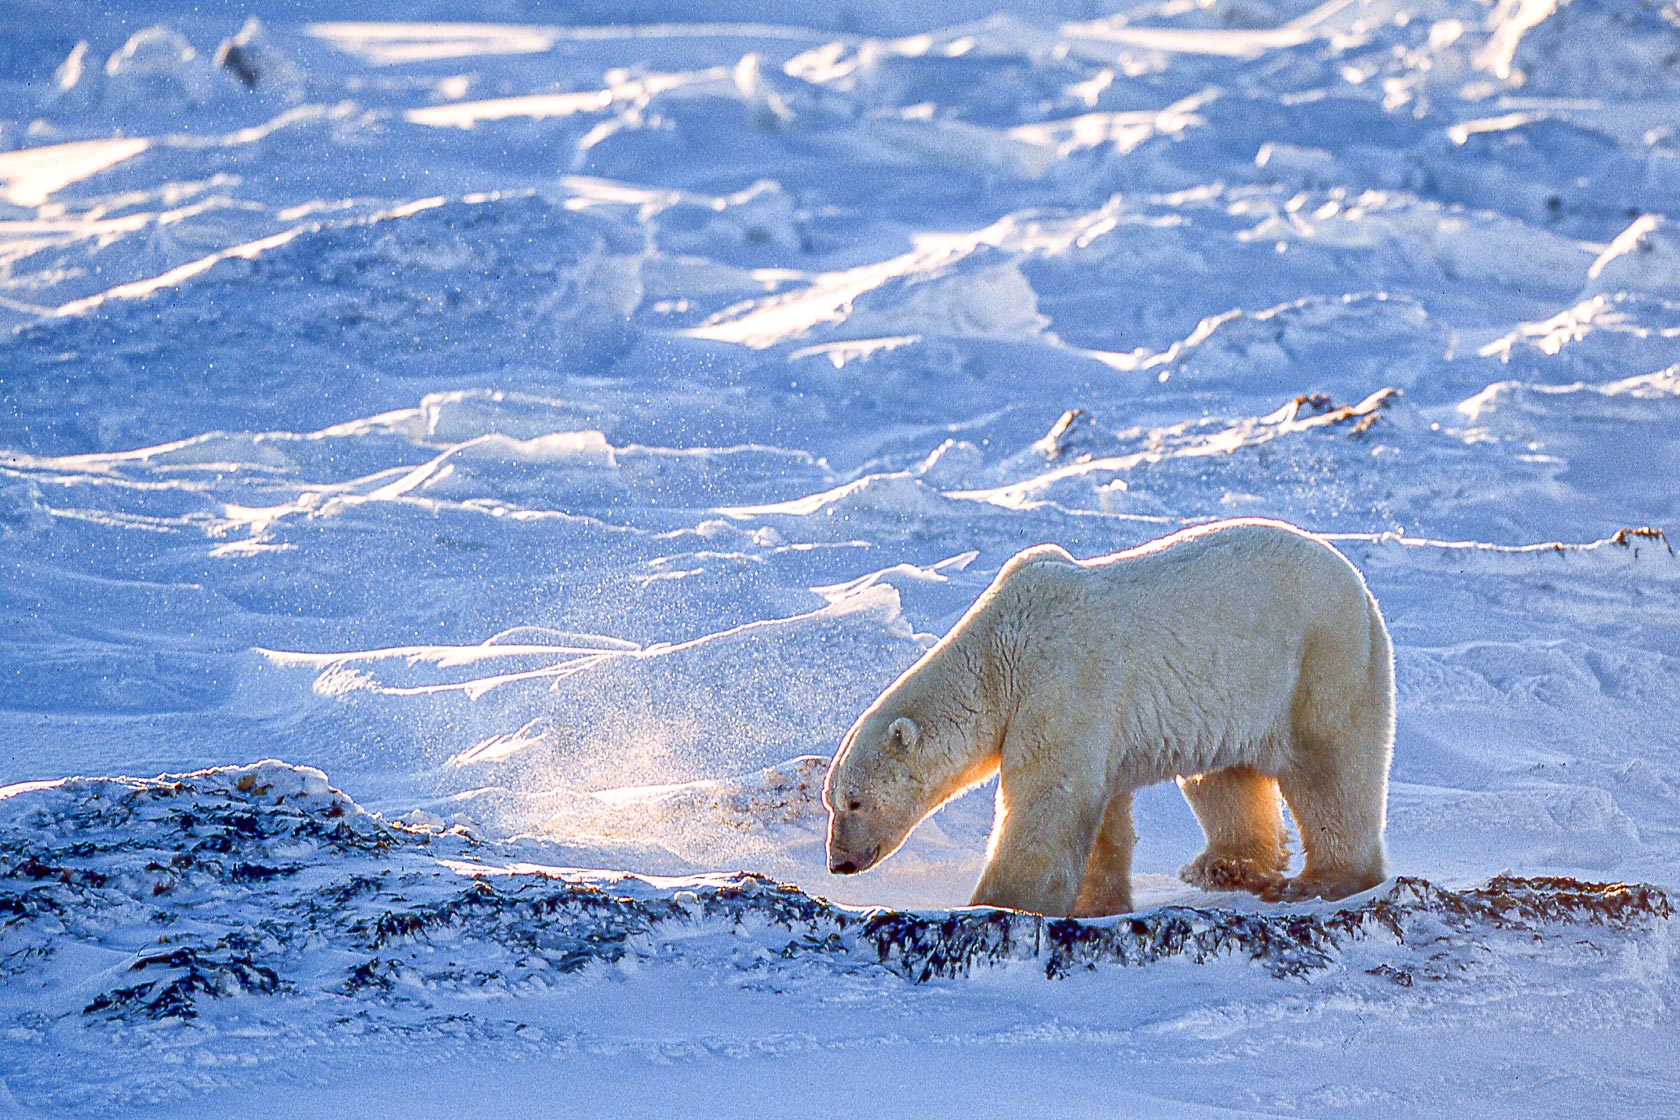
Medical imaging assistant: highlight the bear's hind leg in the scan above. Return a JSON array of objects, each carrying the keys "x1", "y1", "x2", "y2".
[
  {"x1": 1072, "y1": 792, "x2": 1135, "y2": 917},
  {"x1": 1273, "y1": 601, "x2": 1393, "y2": 902},
  {"x1": 1274, "y1": 751, "x2": 1387, "y2": 902},
  {"x1": 1177, "y1": 766, "x2": 1289, "y2": 896}
]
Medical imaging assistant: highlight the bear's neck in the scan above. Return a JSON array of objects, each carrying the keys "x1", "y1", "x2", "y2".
[{"x1": 900, "y1": 606, "x2": 1006, "y2": 804}]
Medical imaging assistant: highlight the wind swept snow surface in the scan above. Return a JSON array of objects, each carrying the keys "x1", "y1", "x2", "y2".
[{"x1": 3, "y1": 0, "x2": 1680, "y2": 1115}]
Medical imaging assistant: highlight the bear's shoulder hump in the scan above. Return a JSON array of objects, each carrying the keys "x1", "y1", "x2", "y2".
[{"x1": 995, "y1": 543, "x2": 1079, "y2": 586}]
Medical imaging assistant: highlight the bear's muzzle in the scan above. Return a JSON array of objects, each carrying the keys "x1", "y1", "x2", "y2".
[{"x1": 826, "y1": 840, "x2": 880, "y2": 875}]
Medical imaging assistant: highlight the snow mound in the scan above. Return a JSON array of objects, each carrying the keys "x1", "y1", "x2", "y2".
[
  {"x1": 1477, "y1": 293, "x2": 1680, "y2": 384},
  {"x1": 1585, "y1": 215, "x2": 1680, "y2": 303},
  {"x1": 1482, "y1": 0, "x2": 1680, "y2": 97},
  {"x1": 0, "y1": 759, "x2": 1669, "y2": 1110},
  {"x1": 1129, "y1": 293, "x2": 1445, "y2": 398},
  {"x1": 5, "y1": 193, "x2": 644, "y2": 454},
  {"x1": 213, "y1": 18, "x2": 306, "y2": 101},
  {"x1": 50, "y1": 27, "x2": 235, "y2": 114},
  {"x1": 2, "y1": 760, "x2": 1669, "y2": 995},
  {"x1": 721, "y1": 471, "x2": 981, "y2": 539}
]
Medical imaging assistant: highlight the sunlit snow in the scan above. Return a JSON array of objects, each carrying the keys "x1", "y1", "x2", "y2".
[{"x1": 2, "y1": 0, "x2": 1678, "y2": 1114}]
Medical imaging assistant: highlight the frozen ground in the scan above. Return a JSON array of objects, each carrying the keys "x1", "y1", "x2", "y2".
[{"x1": 2, "y1": 0, "x2": 1679, "y2": 1115}]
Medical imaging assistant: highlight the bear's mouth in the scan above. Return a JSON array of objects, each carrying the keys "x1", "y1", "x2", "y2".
[{"x1": 828, "y1": 844, "x2": 880, "y2": 875}]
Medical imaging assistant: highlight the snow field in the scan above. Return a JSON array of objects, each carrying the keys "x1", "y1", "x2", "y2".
[{"x1": 3, "y1": 0, "x2": 1680, "y2": 1113}]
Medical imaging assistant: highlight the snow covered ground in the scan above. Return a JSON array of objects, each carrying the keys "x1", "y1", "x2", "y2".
[{"x1": 2, "y1": 0, "x2": 1679, "y2": 1114}]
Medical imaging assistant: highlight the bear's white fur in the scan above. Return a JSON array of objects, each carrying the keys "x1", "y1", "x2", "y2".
[{"x1": 824, "y1": 518, "x2": 1395, "y2": 917}]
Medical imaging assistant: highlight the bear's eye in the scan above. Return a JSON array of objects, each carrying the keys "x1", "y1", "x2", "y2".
[{"x1": 847, "y1": 799, "x2": 861, "y2": 812}]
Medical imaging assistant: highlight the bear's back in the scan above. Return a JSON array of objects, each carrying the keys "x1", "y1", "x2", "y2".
[
  {"x1": 1085, "y1": 519, "x2": 1360, "y2": 594},
  {"x1": 1003, "y1": 520, "x2": 1383, "y2": 778},
  {"x1": 1001, "y1": 519, "x2": 1371, "y2": 651}
]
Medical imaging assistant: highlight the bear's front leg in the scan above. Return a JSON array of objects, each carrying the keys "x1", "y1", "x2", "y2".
[
  {"x1": 1072, "y1": 791, "x2": 1135, "y2": 917},
  {"x1": 969, "y1": 780, "x2": 1108, "y2": 918}
]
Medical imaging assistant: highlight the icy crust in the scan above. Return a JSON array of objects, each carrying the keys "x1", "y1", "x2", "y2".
[
  {"x1": 0, "y1": 761, "x2": 1670, "y2": 1034},
  {"x1": 867, "y1": 875, "x2": 1674, "y2": 983}
]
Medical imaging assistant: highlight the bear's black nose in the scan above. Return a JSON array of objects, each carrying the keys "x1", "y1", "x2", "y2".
[{"x1": 830, "y1": 859, "x2": 858, "y2": 875}]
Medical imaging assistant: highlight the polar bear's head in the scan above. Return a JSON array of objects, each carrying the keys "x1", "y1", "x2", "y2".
[{"x1": 823, "y1": 710, "x2": 931, "y2": 875}]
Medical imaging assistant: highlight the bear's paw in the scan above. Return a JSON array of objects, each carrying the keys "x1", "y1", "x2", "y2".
[{"x1": 1179, "y1": 852, "x2": 1288, "y2": 896}]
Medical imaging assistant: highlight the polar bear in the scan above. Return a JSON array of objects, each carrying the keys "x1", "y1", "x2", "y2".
[{"x1": 823, "y1": 518, "x2": 1394, "y2": 917}]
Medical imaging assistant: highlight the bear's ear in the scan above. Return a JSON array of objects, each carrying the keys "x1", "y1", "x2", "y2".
[{"x1": 887, "y1": 716, "x2": 919, "y2": 751}]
